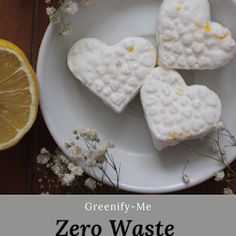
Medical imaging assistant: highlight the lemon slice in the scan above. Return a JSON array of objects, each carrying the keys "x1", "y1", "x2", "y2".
[{"x1": 0, "y1": 39, "x2": 39, "y2": 151}]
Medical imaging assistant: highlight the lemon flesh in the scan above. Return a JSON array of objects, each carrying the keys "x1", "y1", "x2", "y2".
[{"x1": 0, "y1": 40, "x2": 38, "y2": 151}]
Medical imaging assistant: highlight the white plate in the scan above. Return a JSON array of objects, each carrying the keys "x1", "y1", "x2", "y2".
[{"x1": 37, "y1": 0, "x2": 236, "y2": 193}]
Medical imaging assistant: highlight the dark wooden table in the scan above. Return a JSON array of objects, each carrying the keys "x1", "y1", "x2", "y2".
[{"x1": 0, "y1": 0, "x2": 235, "y2": 194}]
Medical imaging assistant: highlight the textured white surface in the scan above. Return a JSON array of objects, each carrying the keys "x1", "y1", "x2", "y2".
[
  {"x1": 68, "y1": 38, "x2": 157, "y2": 113},
  {"x1": 141, "y1": 67, "x2": 222, "y2": 150},
  {"x1": 158, "y1": 0, "x2": 236, "y2": 70}
]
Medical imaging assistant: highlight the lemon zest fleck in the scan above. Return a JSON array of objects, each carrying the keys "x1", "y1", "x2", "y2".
[
  {"x1": 176, "y1": 6, "x2": 183, "y2": 13},
  {"x1": 204, "y1": 23, "x2": 212, "y2": 33},
  {"x1": 179, "y1": 133, "x2": 185, "y2": 140},
  {"x1": 195, "y1": 23, "x2": 202, "y2": 29},
  {"x1": 169, "y1": 133, "x2": 177, "y2": 142},
  {"x1": 176, "y1": 86, "x2": 186, "y2": 95},
  {"x1": 128, "y1": 47, "x2": 134, "y2": 54},
  {"x1": 218, "y1": 32, "x2": 229, "y2": 40}
]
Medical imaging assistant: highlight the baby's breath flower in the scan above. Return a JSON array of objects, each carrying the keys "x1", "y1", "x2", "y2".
[
  {"x1": 45, "y1": 0, "x2": 95, "y2": 36},
  {"x1": 223, "y1": 187, "x2": 234, "y2": 195},
  {"x1": 79, "y1": 128, "x2": 90, "y2": 138},
  {"x1": 214, "y1": 171, "x2": 225, "y2": 182},
  {"x1": 87, "y1": 129, "x2": 98, "y2": 141},
  {"x1": 107, "y1": 141, "x2": 115, "y2": 148},
  {"x1": 67, "y1": 162, "x2": 83, "y2": 176},
  {"x1": 46, "y1": 6, "x2": 56, "y2": 16},
  {"x1": 52, "y1": 156, "x2": 60, "y2": 164},
  {"x1": 79, "y1": 128, "x2": 99, "y2": 141},
  {"x1": 70, "y1": 165, "x2": 83, "y2": 176},
  {"x1": 65, "y1": 140, "x2": 74, "y2": 148},
  {"x1": 60, "y1": 25, "x2": 72, "y2": 37},
  {"x1": 82, "y1": 0, "x2": 93, "y2": 6},
  {"x1": 85, "y1": 157, "x2": 96, "y2": 167},
  {"x1": 36, "y1": 148, "x2": 51, "y2": 165},
  {"x1": 182, "y1": 174, "x2": 190, "y2": 184},
  {"x1": 208, "y1": 139, "x2": 219, "y2": 153},
  {"x1": 215, "y1": 121, "x2": 225, "y2": 132},
  {"x1": 49, "y1": 14, "x2": 60, "y2": 24},
  {"x1": 63, "y1": 1, "x2": 78, "y2": 15},
  {"x1": 95, "y1": 154, "x2": 106, "y2": 164},
  {"x1": 73, "y1": 130, "x2": 78, "y2": 135},
  {"x1": 36, "y1": 125, "x2": 119, "y2": 193},
  {"x1": 61, "y1": 174, "x2": 75, "y2": 186},
  {"x1": 81, "y1": 149, "x2": 92, "y2": 158},
  {"x1": 40, "y1": 147, "x2": 49, "y2": 155},
  {"x1": 94, "y1": 144, "x2": 107, "y2": 156},
  {"x1": 84, "y1": 178, "x2": 96, "y2": 191},
  {"x1": 58, "y1": 154, "x2": 70, "y2": 165},
  {"x1": 51, "y1": 163, "x2": 63, "y2": 177},
  {"x1": 67, "y1": 162, "x2": 75, "y2": 171},
  {"x1": 68, "y1": 145, "x2": 82, "y2": 159}
]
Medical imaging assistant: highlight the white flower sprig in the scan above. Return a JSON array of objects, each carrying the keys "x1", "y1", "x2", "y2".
[
  {"x1": 45, "y1": 0, "x2": 93, "y2": 36},
  {"x1": 214, "y1": 171, "x2": 225, "y2": 182},
  {"x1": 182, "y1": 121, "x2": 236, "y2": 195},
  {"x1": 36, "y1": 128, "x2": 120, "y2": 193}
]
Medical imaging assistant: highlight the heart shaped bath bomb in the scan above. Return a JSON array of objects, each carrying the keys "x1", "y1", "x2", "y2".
[
  {"x1": 140, "y1": 67, "x2": 222, "y2": 150},
  {"x1": 67, "y1": 38, "x2": 157, "y2": 113},
  {"x1": 157, "y1": 0, "x2": 236, "y2": 70}
]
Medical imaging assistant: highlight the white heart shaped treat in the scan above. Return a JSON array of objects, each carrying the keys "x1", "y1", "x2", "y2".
[
  {"x1": 67, "y1": 38, "x2": 157, "y2": 113},
  {"x1": 140, "y1": 67, "x2": 222, "y2": 151},
  {"x1": 157, "y1": 0, "x2": 236, "y2": 70}
]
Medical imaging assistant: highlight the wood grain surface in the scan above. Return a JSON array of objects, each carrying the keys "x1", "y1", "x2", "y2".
[{"x1": 0, "y1": 0, "x2": 235, "y2": 194}]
